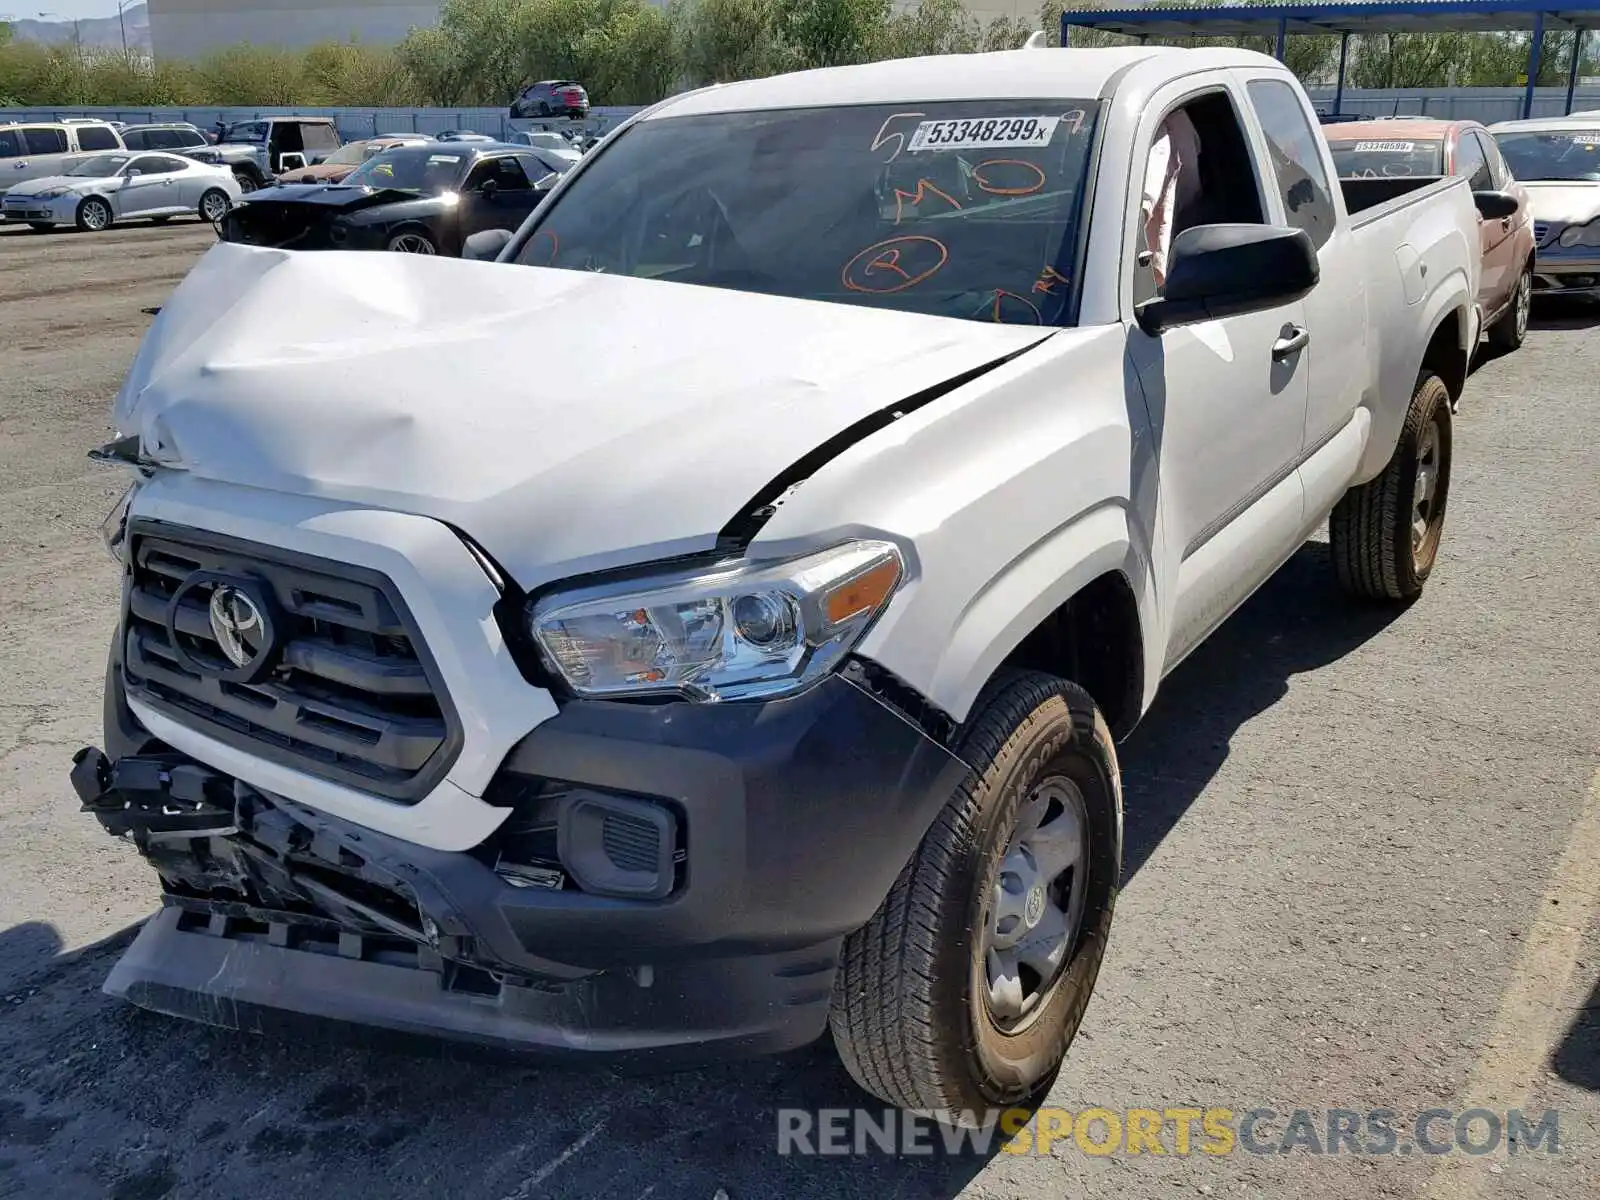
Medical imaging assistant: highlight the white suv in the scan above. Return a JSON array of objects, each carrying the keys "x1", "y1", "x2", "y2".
[{"x1": 0, "y1": 121, "x2": 124, "y2": 196}]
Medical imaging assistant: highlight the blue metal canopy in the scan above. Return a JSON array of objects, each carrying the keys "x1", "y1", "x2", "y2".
[{"x1": 1058, "y1": 1, "x2": 1600, "y2": 117}]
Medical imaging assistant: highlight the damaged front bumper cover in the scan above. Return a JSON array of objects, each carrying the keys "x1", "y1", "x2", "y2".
[
  {"x1": 71, "y1": 746, "x2": 834, "y2": 1064},
  {"x1": 73, "y1": 662, "x2": 967, "y2": 1065}
]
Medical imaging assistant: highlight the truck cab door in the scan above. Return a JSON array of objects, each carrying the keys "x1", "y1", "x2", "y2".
[
  {"x1": 1236, "y1": 71, "x2": 1368, "y2": 468},
  {"x1": 1122, "y1": 82, "x2": 1313, "y2": 669}
]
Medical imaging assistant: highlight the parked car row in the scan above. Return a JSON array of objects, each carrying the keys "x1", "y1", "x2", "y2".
[
  {"x1": 1319, "y1": 111, "x2": 1600, "y2": 359},
  {"x1": 1, "y1": 149, "x2": 240, "y2": 231}
]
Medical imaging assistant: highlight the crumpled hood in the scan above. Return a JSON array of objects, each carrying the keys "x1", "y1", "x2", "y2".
[
  {"x1": 115, "y1": 243, "x2": 1052, "y2": 588},
  {"x1": 1522, "y1": 181, "x2": 1600, "y2": 226}
]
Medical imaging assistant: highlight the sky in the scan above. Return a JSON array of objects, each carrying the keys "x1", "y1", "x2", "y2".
[{"x1": 4, "y1": 1, "x2": 139, "y2": 21}]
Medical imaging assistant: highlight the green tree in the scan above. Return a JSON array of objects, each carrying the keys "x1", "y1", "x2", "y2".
[{"x1": 775, "y1": 0, "x2": 890, "y2": 69}]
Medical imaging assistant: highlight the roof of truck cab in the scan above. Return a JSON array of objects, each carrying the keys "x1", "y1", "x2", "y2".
[{"x1": 648, "y1": 47, "x2": 1287, "y2": 117}]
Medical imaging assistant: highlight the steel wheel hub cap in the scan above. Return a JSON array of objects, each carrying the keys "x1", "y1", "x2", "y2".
[
  {"x1": 1412, "y1": 419, "x2": 1441, "y2": 552},
  {"x1": 982, "y1": 776, "x2": 1090, "y2": 1027}
]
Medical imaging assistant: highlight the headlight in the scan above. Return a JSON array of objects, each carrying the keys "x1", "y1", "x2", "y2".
[
  {"x1": 1558, "y1": 219, "x2": 1600, "y2": 248},
  {"x1": 100, "y1": 478, "x2": 141, "y2": 563},
  {"x1": 35, "y1": 186, "x2": 71, "y2": 200},
  {"x1": 530, "y1": 540, "x2": 905, "y2": 702}
]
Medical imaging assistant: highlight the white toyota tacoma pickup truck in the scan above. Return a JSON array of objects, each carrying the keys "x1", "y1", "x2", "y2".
[{"x1": 75, "y1": 46, "x2": 1487, "y2": 1120}]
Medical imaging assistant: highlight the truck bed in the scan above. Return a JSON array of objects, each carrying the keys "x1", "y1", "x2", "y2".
[{"x1": 1339, "y1": 174, "x2": 1452, "y2": 223}]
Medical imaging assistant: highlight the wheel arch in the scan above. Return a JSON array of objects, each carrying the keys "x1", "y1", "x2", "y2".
[{"x1": 909, "y1": 503, "x2": 1152, "y2": 740}]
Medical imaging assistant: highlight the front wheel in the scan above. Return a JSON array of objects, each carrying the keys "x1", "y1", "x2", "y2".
[
  {"x1": 198, "y1": 188, "x2": 230, "y2": 224},
  {"x1": 232, "y1": 171, "x2": 258, "y2": 195},
  {"x1": 1330, "y1": 371, "x2": 1453, "y2": 602},
  {"x1": 385, "y1": 229, "x2": 436, "y2": 254},
  {"x1": 75, "y1": 196, "x2": 113, "y2": 232},
  {"x1": 1488, "y1": 265, "x2": 1532, "y2": 352},
  {"x1": 829, "y1": 670, "x2": 1122, "y2": 1119}
]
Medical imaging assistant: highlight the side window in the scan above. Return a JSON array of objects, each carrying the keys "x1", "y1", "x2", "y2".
[
  {"x1": 1136, "y1": 90, "x2": 1267, "y2": 302},
  {"x1": 1246, "y1": 78, "x2": 1337, "y2": 251},
  {"x1": 147, "y1": 130, "x2": 180, "y2": 149},
  {"x1": 77, "y1": 126, "x2": 119, "y2": 151},
  {"x1": 129, "y1": 155, "x2": 181, "y2": 175},
  {"x1": 1454, "y1": 132, "x2": 1492, "y2": 191},
  {"x1": 1475, "y1": 131, "x2": 1509, "y2": 188},
  {"x1": 517, "y1": 152, "x2": 555, "y2": 183},
  {"x1": 492, "y1": 156, "x2": 532, "y2": 189},
  {"x1": 0, "y1": 129, "x2": 23, "y2": 158},
  {"x1": 302, "y1": 124, "x2": 339, "y2": 152},
  {"x1": 122, "y1": 130, "x2": 150, "y2": 150},
  {"x1": 180, "y1": 130, "x2": 207, "y2": 147},
  {"x1": 21, "y1": 127, "x2": 69, "y2": 154}
]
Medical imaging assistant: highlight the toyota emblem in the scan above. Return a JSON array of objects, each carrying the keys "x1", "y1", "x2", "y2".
[{"x1": 209, "y1": 585, "x2": 267, "y2": 669}]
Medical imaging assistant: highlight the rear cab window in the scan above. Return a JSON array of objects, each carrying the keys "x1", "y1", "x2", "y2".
[
  {"x1": 302, "y1": 123, "x2": 340, "y2": 152},
  {"x1": 1245, "y1": 79, "x2": 1337, "y2": 249},
  {"x1": 0, "y1": 129, "x2": 22, "y2": 158},
  {"x1": 513, "y1": 100, "x2": 1103, "y2": 327}
]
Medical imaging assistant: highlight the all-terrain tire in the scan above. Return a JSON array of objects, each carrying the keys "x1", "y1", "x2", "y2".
[
  {"x1": 1330, "y1": 371, "x2": 1453, "y2": 601},
  {"x1": 829, "y1": 670, "x2": 1122, "y2": 1120}
]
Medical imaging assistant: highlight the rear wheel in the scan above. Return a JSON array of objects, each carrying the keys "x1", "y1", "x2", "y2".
[
  {"x1": 1330, "y1": 371, "x2": 1452, "y2": 602},
  {"x1": 829, "y1": 670, "x2": 1121, "y2": 1119},
  {"x1": 1488, "y1": 264, "x2": 1532, "y2": 352},
  {"x1": 233, "y1": 170, "x2": 258, "y2": 195},
  {"x1": 385, "y1": 229, "x2": 436, "y2": 254},
  {"x1": 198, "y1": 188, "x2": 230, "y2": 224},
  {"x1": 75, "y1": 196, "x2": 113, "y2": 232}
]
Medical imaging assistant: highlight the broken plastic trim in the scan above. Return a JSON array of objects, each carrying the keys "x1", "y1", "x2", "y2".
[{"x1": 715, "y1": 340, "x2": 1047, "y2": 548}]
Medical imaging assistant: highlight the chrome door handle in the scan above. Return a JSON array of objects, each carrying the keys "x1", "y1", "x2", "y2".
[{"x1": 1272, "y1": 324, "x2": 1310, "y2": 360}]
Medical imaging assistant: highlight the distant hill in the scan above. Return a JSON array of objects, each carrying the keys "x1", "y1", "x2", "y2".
[{"x1": 7, "y1": 5, "x2": 152, "y2": 55}]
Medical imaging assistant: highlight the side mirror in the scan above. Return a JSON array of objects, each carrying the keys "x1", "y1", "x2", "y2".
[
  {"x1": 463, "y1": 228, "x2": 513, "y2": 262},
  {"x1": 1136, "y1": 224, "x2": 1319, "y2": 336},
  {"x1": 1473, "y1": 189, "x2": 1519, "y2": 220},
  {"x1": 278, "y1": 152, "x2": 307, "y2": 171},
  {"x1": 480, "y1": 177, "x2": 499, "y2": 198}
]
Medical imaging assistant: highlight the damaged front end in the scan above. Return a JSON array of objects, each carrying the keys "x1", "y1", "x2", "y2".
[{"x1": 71, "y1": 747, "x2": 570, "y2": 998}]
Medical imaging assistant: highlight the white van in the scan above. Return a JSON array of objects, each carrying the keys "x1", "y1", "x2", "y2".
[{"x1": 0, "y1": 121, "x2": 125, "y2": 197}]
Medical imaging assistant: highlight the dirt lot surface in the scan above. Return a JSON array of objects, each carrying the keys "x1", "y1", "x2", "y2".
[{"x1": 1, "y1": 221, "x2": 1597, "y2": 1200}]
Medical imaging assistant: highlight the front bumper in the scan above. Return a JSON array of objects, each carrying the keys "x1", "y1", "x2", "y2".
[
  {"x1": 1, "y1": 195, "x2": 74, "y2": 223},
  {"x1": 1533, "y1": 247, "x2": 1600, "y2": 294},
  {"x1": 80, "y1": 650, "x2": 965, "y2": 1064}
]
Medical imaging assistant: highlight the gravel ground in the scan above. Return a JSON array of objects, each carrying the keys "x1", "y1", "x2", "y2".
[{"x1": 1, "y1": 222, "x2": 1597, "y2": 1200}]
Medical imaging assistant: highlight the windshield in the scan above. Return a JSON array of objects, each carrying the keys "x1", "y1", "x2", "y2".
[
  {"x1": 1493, "y1": 129, "x2": 1600, "y2": 182},
  {"x1": 343, "y1": 147, "x2": 467, "y2": 193},
  {"x1": 66, "y1": 153, "x2": 133, "y2": 176},
  {"x1": 1325, "y1": 137, "x2": 1444, "y2": 179},
  {"x1": 514, "y1": 100, "x2": 1101, "y2": 326},
  {"x1": 221, "y1": 121, "x2": 268, "y2": 144}
]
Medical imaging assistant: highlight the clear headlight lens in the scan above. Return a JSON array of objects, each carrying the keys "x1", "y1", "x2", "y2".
[
  {"x1": 100, "y1": 478, "x2": 141, "y2": 563},
  {"x1": 1558, "y1": 219, "x2": 1600, "y2": 248},
  {"x1": 36, "y1": 186, "x2": 71, "y2": 200},
  {"x1": 529, "y1": 541, "x2": 905, "y2": 702}
]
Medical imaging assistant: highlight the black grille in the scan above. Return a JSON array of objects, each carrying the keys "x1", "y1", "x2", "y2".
[
  {"x1": 121, "y1": 521, "x2": 461, "y2": 803},
  {"x1": 601, "y1": 812, "x2": 662, "y2": 873}
]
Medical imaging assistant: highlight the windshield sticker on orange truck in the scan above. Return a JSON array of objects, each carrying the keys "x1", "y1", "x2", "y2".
[
  {"x1": 908, "y1": 116, "x2": 1061, "y2": 153},
  {"x1": 1351, "y1": 141, "x2": 1416, "y2": 152}
]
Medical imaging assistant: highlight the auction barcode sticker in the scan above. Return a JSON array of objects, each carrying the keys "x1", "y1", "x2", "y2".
[
  {"x1": 907, "y1": 115, "x2": 1060, "y2": 153},
  {"x1": 1352, "y1": 140, "x2": 1416, "y2": 152}
]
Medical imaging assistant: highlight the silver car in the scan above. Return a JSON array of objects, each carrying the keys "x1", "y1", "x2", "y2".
[{"x1": 0, "y1": 150, "x2": 243, "y2": 232}]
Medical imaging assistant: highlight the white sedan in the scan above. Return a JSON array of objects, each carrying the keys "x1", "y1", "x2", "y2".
[{"x1": 0, "y1": 150, "x2": 243, "y2": 233}]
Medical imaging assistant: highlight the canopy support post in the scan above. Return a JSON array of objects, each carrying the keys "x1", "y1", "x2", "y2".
[
  {"x1": 1334, "y1": 31, "x2": 1350, "y2": 115},
  {"x1": 1524, "y1": 12, "x2": 1546, "y2": 119},
  {"x1": 1060, "y1": 13, "x2": 1070, "y2": 47},
  {"x1": 1275, "y1": 17, "x2": 1287, "y2": 60},
  {"x1": 1567, "y1": 27, "x2": 1586, "y2": 115}
]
